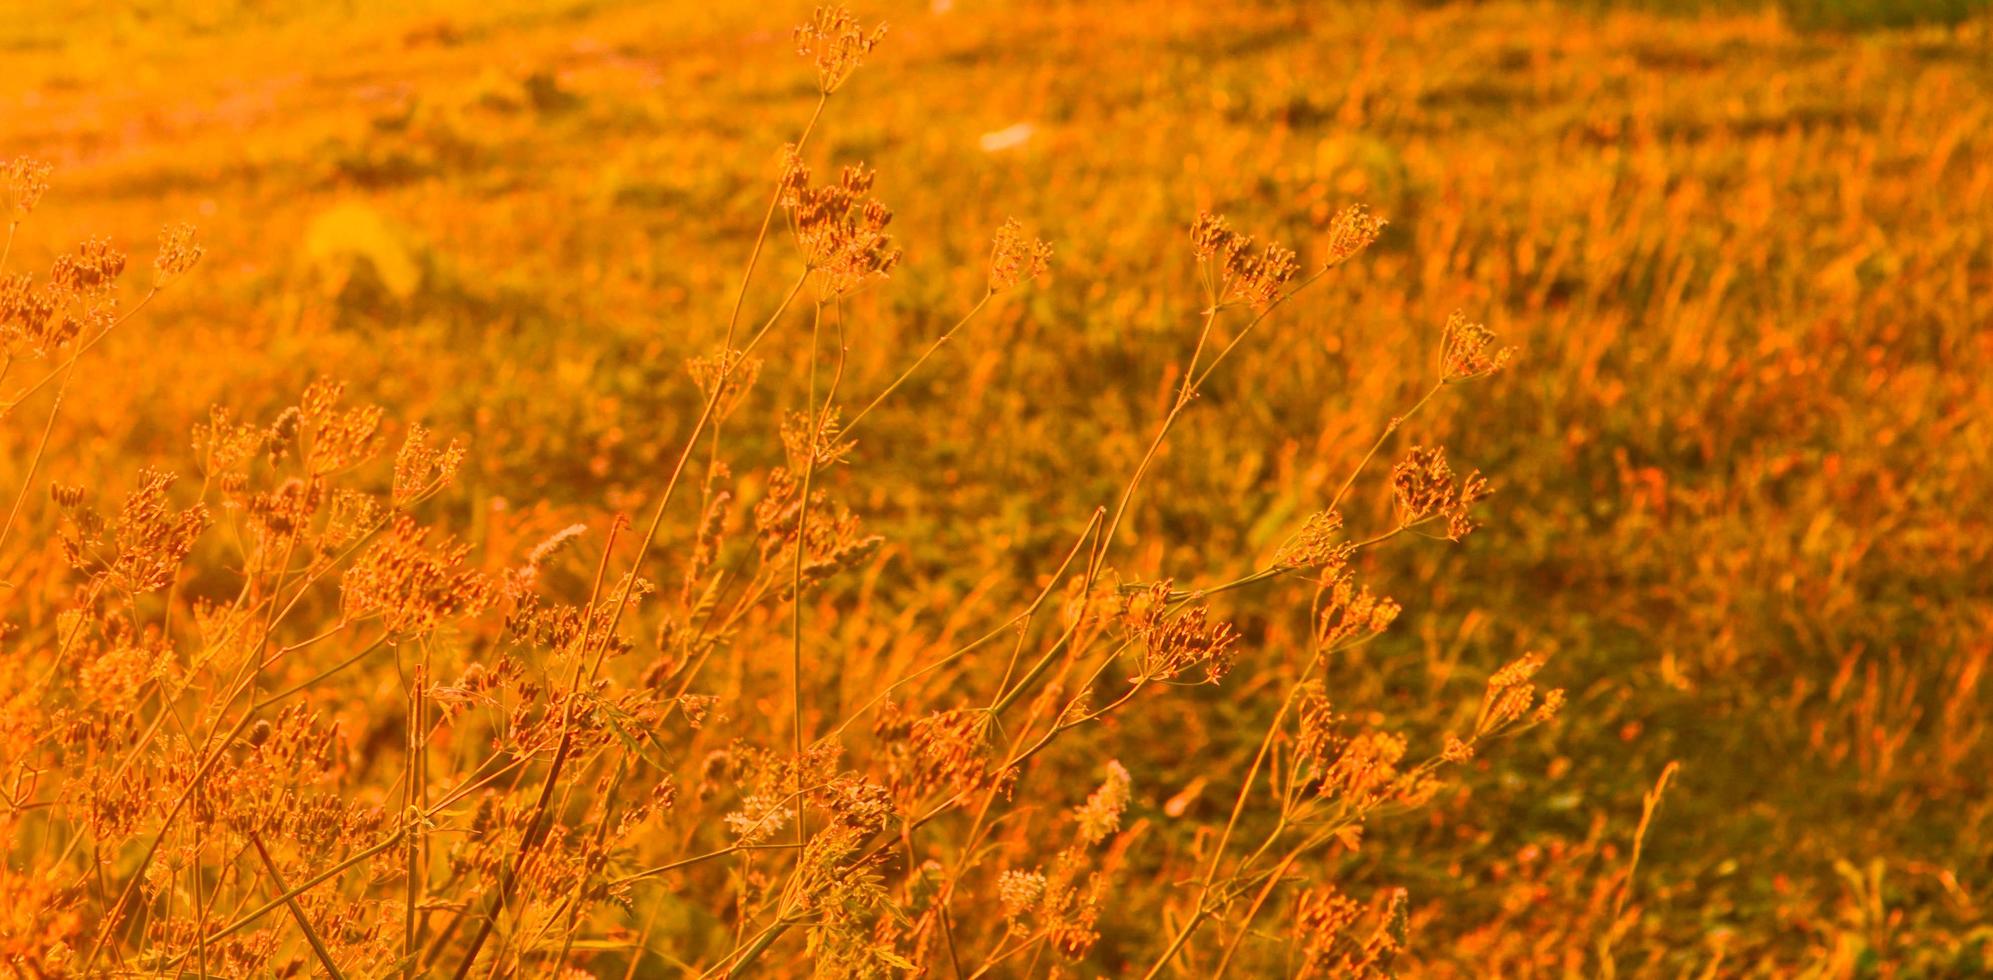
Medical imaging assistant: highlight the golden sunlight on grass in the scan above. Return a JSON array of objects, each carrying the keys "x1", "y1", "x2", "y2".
[{"x1": 3, "y1": 1, "x2": 1990, "y2": 976}]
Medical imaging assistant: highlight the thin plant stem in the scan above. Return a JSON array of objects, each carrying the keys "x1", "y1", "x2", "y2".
[
  {"x1": 843, "y1": 290, "x2": 993, "y2": 436},
  {"x1": 0, "y1": 359, "x2": 70, "y2": 558},
  {"x1": 790, "y1": 297, "x2": 826, "y2": 850},
  {"x1": 247, "y1": 830, "x2": 351, "y2": 980}
]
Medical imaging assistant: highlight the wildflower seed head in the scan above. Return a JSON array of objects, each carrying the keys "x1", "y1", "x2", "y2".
[
  {"x1": 4, "y1": 157, "x2": 51, "y2": 219},
  {"x1": 525, "y1": 523, "x2": 588, "y2": 571},
  {"x1": 296, "y1": 379, "x2": 387, "y2": 475},
  {"x1": 391, "y1": 423, "x2": 466, "y2": 507},
  {"x1": 1296, "y1": 885, "x2": 1406, "y2": 979},
  {"x1": 1440, "y1": 311, "x2": 1515, "y2": 382},
  {"x1": 192, "y1": 406, "x2": 270, "y2": 484},
  {"x1": 1123, "y1": 581, "x2": 1241, "y2": 684},
  {"x1": 1320, "y1": 729, "x2": 1408, "y2": 808},
  {"x1": 1040, "y1": 851, "x2": 1105, "y2": 960},
  {"x1": 1295, "y1": 884, "x2": 1365, "y2": 970},
  {"x1": 752, "y1": 466, "x2": 883, "y2": 594},
  {"x1": 1488, "y1": 650, "x2": 1546, "y2": 689},
  {"x1": 1476, "y1": 651, "x2": 1562, "y2": 736},
  {"x1": 777, "y1": 144, "x2": 809, "y2": 207},
  {"x1": 1225, "y1": 238, "x2": 1300, "y2": 311},
  {"x1": 58, "y1": 469, "x2": 212, "y2": 596},
  {"x1": 50, "y1": 239, "x2": 127, "y2": 297},
  {"x1": 988, "y1": 218, "x2": 1052, "y2": 292},
  {"x1": 795, "y1": 6, "x2": 887, "y2": 94},
  {"x1": 1295, "y1": 685, "x2": 1344, "y2": 769},
  {"x1": 725, "y1": 793, "x2": 793, "y2": 845},
  {"x1": 342, "y1": 516, "x2": 498, "y2": 635},
  {"x1": 1275, "y1": 509, "x2": 1352, "y2": 571},
  {"x1": 1190, "y1": 212, "x2": 1237, "y2": 260},
  {"x1": 1323, "y1": 203, "x2": 1386, "y2": 268},
  {"x1": 881, "y1": 706, "x2": 1003, "y2": 801},
  {"x1": 1534, "y1": 687, "x2": 1567, "y2": 724},
  {"x1": 0, "y1": 273, "x2": 67, "y2": 358},
  {"x1": 1314, "y1": 574, "x2": 1401, "y2": 650},
  {"x1": 153, "y1": 224, "x2": 204, "y2": 283},
  {"x1": 1189, "y1": 211, "x2": 1298, "y2": 310},
  {"x1": 1390, "y1": 445, "x2": 1492, "y2": 540},
  {"x1": 785, "y1": 161, "x2": 901, "y2": 298}
]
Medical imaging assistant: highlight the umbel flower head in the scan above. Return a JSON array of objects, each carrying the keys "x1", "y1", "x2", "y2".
[
  {"x1": 4, "y1": 156, "x2": 51, "y2": 219},
  {"x1": 391, "y1": 423, "x2": 465, "y2": 507},
  {"x1": 782, "y1": 151, "x2": 901, "y2": 298},
  {"x1": 795, "y1": 6, "x2": 886, "y2": 95},
  {"x1": 1439, "y1": 311, "x2": 1515, "y2": 382},
  {"x1": 0, "y1": 272, "x2": 68, "y2": 358},
  {"x1": 1389, "y1": 445, "x2": 1492, "y2": 540},
  {"x1": 1323, "y1": 203, "x2": 1387, "y2": 269},
  {"x1": 54, "y1": 469, "x2": 211, "y2": 596},
  {"x1": 1472, "y1": 651, "x2": 1565, "y2": 737},
  {"x1": 988, "y1": 218, "x2": 1053, "y2": 293},
  {"x1": 1189, "y1": 211, "x2": 1299, "y2": 312},
  {"x1": 153, "y1": 224, "x2": 204, "y2": 284},
  {"x1": 1313, "y1": 573, "x2": 1401, "y2": 650},
  {"x1": 1275, "y1": 509, "x2": 1354, "y2": 571},
  {"x1": 1122, "y1": 581, "x2": 1241, "y2": 684},
  {"x1": 342, "y1": 515, "x2": 498, "y2": 635},
  {"x1": 50, "y1": 239, "x2": 127, "y2": 297}
]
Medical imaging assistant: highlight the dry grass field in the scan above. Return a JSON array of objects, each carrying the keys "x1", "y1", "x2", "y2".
[{"x1": 3, "y1": 0, "x2": 1991, "y2": 976}]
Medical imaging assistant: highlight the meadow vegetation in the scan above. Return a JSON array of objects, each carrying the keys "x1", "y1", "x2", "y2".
[{"x1": 2, "y1": 1, "x2": 1990, "y2": 976}]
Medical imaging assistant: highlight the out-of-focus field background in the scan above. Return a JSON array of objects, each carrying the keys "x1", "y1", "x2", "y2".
[{"x1": 5, "y1": 0, "x2": 1991, "y2": 973}]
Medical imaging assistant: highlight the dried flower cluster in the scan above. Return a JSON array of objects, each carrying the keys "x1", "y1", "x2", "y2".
[
  {"x1": 795, "y1": 5, "x2": 886, "y2": 94},
  {"x1": 153, "y1": 223, "x2": 205, "y2": 283},
  {"x1": 4, "y1": 156, "x2": 51, "y2": 219},
  {"x1": 1072, "y1": 759, "x2": 1130, "y2": 846},
  {"x1": 1322, "y1": 203, "x2": 1387, "y2": 269},
  {"x1": 343, "y1": 516, "x2": 498, "y2": 634},
  {"x1": 391, "y1": 423, "x2": 466, "y2": 506},
  {"x1": 875, "y1": 703, "x2": 1004, "y2": 803},
  {"x1": 0, "y1": 13, "x2": 1560, "y2": 979},
  {"x1": 0, "y1": 272, "x2": 64, "y2": 358},
  {"x1": 1314, "y1": 574, "x2": 1402, "y2": 650},
  {"x1": 1191, "y1": 211, "x2": 1301, "y2": 311},
  {"x1": 2, "y1": 237, "x2": 138, "y2": 361},
  {"x1": 1122, "y1": 581, "x2": 1241, "y2": 684},
  {"x1": 782, "y1": 152, "x2": 902, "y2": 297},
  {"x1": 54, "y1": 469, "x2": 212, "y2": 597},
  {"x1": 50, "y1": 239, "x2": 127, "y2": 297},
  {"x1": 1275, "y1": 508, "x2": 1353, "y2": 570},
  {"x1": 1440, "y1": 310, "x2": 1515, "y2": 382},
  {"x1": 753, "y1": 465, "x2": 883, "y2": 595},
  {"x1": 1473, "y1": 650, "x2": 1566, "y2": 737},
  {"x1": 780, "y1": 405, "x2": 855, "y2": 469},
  {"x1": 1390, "y1": 444, "x2": 1492, "y2": 539},
  {"x1": 988, "y1": 217, "x2": 1053, "y2": 293},
  {"x1": 1294, "y1": 886, "x2": 1407, "y2": 979}
]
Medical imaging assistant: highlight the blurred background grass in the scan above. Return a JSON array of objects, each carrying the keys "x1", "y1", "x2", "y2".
[{"x1": 4, "y1": 0, "x2": 1991, "y2": 972}]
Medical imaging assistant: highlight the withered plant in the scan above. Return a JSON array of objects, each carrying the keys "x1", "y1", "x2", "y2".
[{"x1": 0, "y1": 8, "x2": 1563, "y2": 978}]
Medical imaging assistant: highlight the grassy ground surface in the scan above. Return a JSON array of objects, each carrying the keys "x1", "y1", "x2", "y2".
[{"x1": 4, "y1": 0, "x2": 1991, "y2": 974}]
